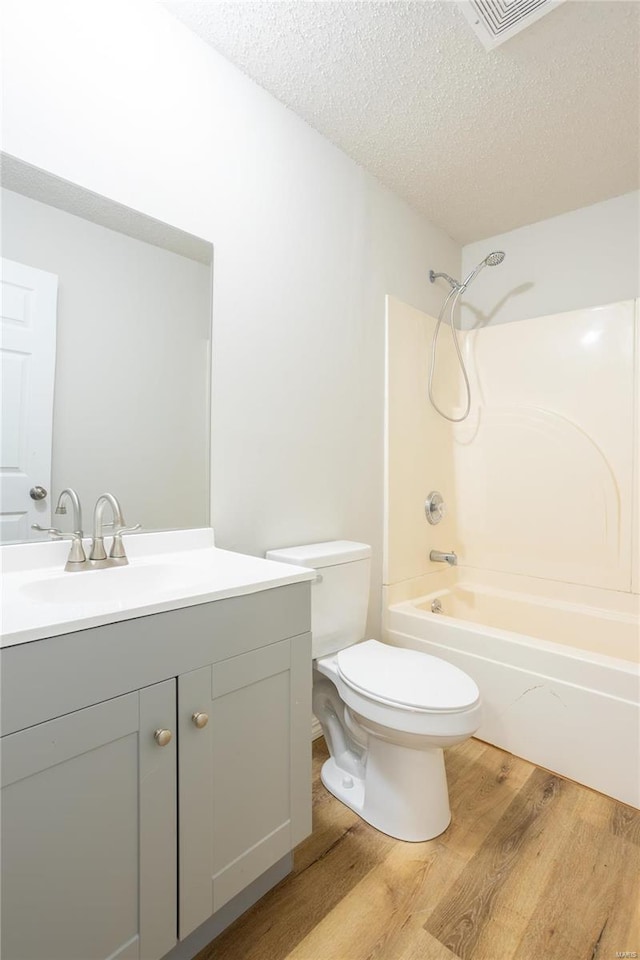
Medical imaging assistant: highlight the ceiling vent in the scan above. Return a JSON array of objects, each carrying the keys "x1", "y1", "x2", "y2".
[{"x1": 459, "y1": 0, "x2": 565, "y2": 50}]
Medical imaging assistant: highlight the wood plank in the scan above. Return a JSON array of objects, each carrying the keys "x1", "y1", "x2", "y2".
[
  {"x1": 592, "y1": 849, "x2": 640, "y2": 960},
  {"x1": 372, "y1": 916, "x2": 460, "y2": 960},
  {"x1": 285, "y1": 841, "x2": 451, "y2": 960},
  {"x1": 424, "y1": 768, "x2": 564, "y2": 959},
  {"x1": 322, "y1": 737, "x2": 534, "y2": 958},
  {"x1": 459, "y1": 777, "x2": 584, "y2": 960},
  {"x1": 195, "y1": 737, "x2": 640, "y2": 960},
  {"x1": 568, "y1": 781, "x2": 640, "y2": 847},
  {"x1": 293, "y1": 737, "x2": 375, "y2": 879},
  {"x1": 515, "y1": 807, "x2": 640, "y2": 959},
  {"x1": 196, "y1": 810, "x2": 395, "y2": 960},
  {"x1": 443, "y1": 736, "x2": 491, "y2": 791},
  {"x1": 440, "y1": 740, "x2": 535, "y2": 859},
  {"x1": 610, "y1": 800, "x2": 640, "y2": 846}
]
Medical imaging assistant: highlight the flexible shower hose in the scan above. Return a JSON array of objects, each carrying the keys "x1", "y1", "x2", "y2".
[{"x1": 428, "y1": 283, "x2": 472, "y2": 422}]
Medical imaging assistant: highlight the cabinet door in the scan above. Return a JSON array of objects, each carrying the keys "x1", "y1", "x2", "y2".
[
  {"x1": 1, "y1": 681, "x2": 177, "y2": 960},
  {"x1": 178, "y1": 633, "x2": 311, "y2": 939}
]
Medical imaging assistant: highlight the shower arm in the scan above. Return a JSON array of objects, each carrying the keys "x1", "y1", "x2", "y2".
[
  {"x1": 429, "y1": 263, "x2": 486, "y2": 293},
  {"x1": 429, "y1": 270, "x2": 460, "y2": 290},
  {"x1": 430, "y1": 251, "x2": 505, "y2": 295}
]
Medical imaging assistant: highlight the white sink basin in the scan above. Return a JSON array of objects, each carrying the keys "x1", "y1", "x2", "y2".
[
  {"x1": 1, "y1": 530, "x2": 315, "y2": 647},
  {"x1": 20, "y1": 562, "x2": 208, "y2": 606}
]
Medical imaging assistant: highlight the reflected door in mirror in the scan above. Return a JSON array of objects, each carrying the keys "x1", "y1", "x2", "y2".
[{"x1": 1, "y1": 259, "x2": 57, "y2": 542}]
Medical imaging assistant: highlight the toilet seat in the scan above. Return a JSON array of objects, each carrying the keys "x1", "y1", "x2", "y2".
[{"x1": 336, "y1": 639, "x2": 480, "y2": 714}]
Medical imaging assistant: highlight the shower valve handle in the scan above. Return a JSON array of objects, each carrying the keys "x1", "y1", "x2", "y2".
[{"x1": 425, "y1": 492, "x2": 446, "y2": 525}]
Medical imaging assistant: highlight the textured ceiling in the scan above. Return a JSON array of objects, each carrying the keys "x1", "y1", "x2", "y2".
[{"x1": 163, "y1": 1, "x2": 640, "y2": 243}]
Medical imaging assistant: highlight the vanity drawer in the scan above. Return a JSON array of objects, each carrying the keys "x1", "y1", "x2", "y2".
[{"x1": 1, "y1": 582, "x2": 311, "y2": 735}]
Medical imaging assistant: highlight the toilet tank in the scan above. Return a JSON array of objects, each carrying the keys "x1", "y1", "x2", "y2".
[{"x1": 266, "y1": 541, "x2": 371, "y2": 658}]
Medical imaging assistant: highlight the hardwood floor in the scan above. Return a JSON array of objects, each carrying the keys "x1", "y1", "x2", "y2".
[{"x1": 196, "y1": 737, "x2": 640, "y2": 960}]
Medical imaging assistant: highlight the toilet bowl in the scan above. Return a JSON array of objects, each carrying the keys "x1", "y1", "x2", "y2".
[
  {"x1": 266, "y1": 541, "x2": 481, "y2": 842},
  {"x1": 314, "y1": 640, "x2": 481, "y2": 841}
]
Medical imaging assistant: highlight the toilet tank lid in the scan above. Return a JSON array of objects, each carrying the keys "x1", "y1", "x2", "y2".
[{"x1": 266, "y1": 540, "x2": 371, "y2": 569}]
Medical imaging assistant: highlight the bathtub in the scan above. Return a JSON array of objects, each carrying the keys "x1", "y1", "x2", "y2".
[{"x1": 385, "y1": 570, "x2": 640, "y2": 807}]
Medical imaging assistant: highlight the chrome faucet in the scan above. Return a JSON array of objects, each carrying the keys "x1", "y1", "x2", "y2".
[
  {"x1": 55, "y1": 488, "x2": 83, "y2": 535},
  {"x1": 90, "y1": 493, "x2": 140, "y2": 567},
  {"x1": 430, "y1": 549, "x2": 458, "y2": 566},
  {"x1": 32, "y1": 487, "x2": 88, "y2": 571}
]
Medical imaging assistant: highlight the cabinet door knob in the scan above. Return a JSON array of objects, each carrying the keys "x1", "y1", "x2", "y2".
[
  {"x1": 191, "y1": 712, "x2": 209, "y2": 729},
  {"x1": 154, "y1": 728, "x2": 172, "y2": 746}
]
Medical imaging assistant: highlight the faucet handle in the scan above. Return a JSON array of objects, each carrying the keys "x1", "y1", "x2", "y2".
[
  {"x1": 109, "y1": 523, "x2": 141, "y2": 560},
  {"x1": 31, "y1": 523, "x2": 85, "y2": 540},
  {"x1": 32, "y1": 525, "x2": 87, "y2": 565},
  {"x1": 32, "y1": 524, "x2": 84, "y2": 541},
  {"x1": 124, "y1": 523, "x2": 141, "y2": 534},
  {"x1": 102, "y1": 521, "x2": 141, "y2": 534},
  {"x1": 111, "y1": 522, "x2": 141, "y2": 537},
  {"x1": 32, "y1": 524, "x2": 64, "y2": 539}
]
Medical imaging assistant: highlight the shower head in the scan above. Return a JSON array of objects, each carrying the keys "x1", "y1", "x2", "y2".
[
  {"x1": 460, "y1": 250, "x2": 506, "y2": 289},
  {"x1": 429, "y1": 251, "x2": 505, "y2": 291}
]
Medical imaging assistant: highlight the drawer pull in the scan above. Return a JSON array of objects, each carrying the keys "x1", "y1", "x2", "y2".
[
  {"x1": 192, "y1": 712, "x2": 209, "y2": 729},
  {"x1": 154, "y1": 728, "x2": 172, "y2": 746}
]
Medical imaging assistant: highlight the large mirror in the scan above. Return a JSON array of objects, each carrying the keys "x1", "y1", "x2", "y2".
[{"x1": 0, "y1": 155, "x2": 213, "y2": 544}]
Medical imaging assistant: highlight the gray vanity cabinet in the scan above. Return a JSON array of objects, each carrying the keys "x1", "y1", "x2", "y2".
[
  {"x1": 0, "y1": 680, "x2": 177, "y2": 960},
  {"x1": 0, "y1": 582, "x2": 312, "y2": 960},
  {"x1": 178, "y1": 635, "x2": 311, "y2": 939}
]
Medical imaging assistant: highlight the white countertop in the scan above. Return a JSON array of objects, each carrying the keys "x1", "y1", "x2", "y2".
[{"x1": 1, "y1": 529, "x2": 314, "y2": 648}]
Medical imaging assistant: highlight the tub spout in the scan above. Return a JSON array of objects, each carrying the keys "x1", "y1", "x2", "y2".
[{"x1": 430, "y1": 549, "x2": 457, "y2": 566}]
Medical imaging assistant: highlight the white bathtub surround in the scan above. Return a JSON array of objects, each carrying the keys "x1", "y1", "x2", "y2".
[
  {"x1": 384, "y1": 570, "x2": 640, "y2": 808},
  {"x1": 384, "y1": 296, "x2": 640, "y2": 807},
  {"x1": 386, "y1": 297, "x2": 639, "y2": 596},
  {"x1": 457, "y1": 300, "x2": 637, "y2": 591},
  {"x1": 384, "y1": 296, "x2": 463, "y2": 587}
]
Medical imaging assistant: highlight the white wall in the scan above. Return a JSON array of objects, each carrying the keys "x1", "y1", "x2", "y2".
[
  {"x1": 2, "y1": 188, "x2": 211, "y2": 531},
  {"x1": 461, "y1": 192, "x2": 639, "y2": 328},
  {"x1": 1, "y1": 0, "x2": 459, "y2": 634}
]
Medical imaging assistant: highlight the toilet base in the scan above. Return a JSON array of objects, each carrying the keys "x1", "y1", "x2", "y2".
[{"x1": 320, "y1": 734, "x2": 452, "y2": 842}]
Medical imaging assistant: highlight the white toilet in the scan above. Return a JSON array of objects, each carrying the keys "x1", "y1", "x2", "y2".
[{"x1": 266, "y1": 540, "x2": 482, "y2": 842}]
